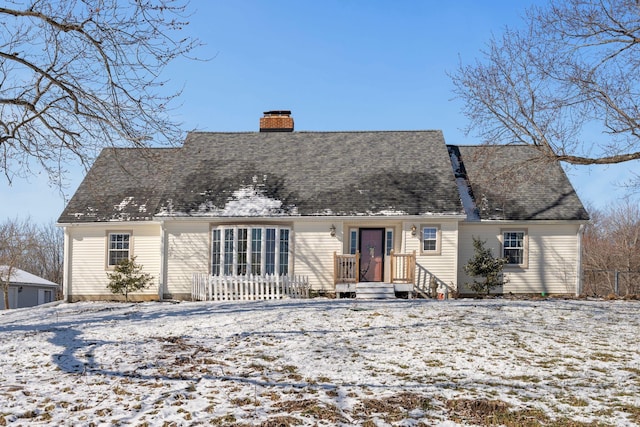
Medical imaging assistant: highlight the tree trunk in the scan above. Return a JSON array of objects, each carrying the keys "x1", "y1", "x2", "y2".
[{"x1": 2, "y1": 282, "x2": 9, "y2": 310}]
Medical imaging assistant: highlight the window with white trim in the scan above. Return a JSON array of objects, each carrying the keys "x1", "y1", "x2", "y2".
[
  {"x1": 386, "y1": 229, "x2": 394, "y2": 255},
  {"x1": 503, "y1": 231, "x2": 525, "y2": 265},
  {"x1": 107, "y1": 232, "x2": 130, "y2": 266},
  {"x1": 211, "y1": 229, "x2": 222, "y2": 276},
  {"x1": 211, "y1": 226, "x2": 290, "y2": 276},
  {"x1": 349, "y1": 229, "x2": 358, "y2": 255},
  {"x1": 422, "y1": 226, "x2": 438, "y2": 252},
  {"x1": 279, "y1": 229, "x2": 289, "y2": 275}
]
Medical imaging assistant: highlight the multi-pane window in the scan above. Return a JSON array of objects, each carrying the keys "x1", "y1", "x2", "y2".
[
  {"x1": 251, "y1": 229, "x2": 262, "y2": 274},
  {"x1": 237, "y1": 228, "x2": 248, "y2": 275},
  {"x1": 108, "y1": 233, "x2": 130, "y2": 266},
  {"x1": 422, "y1": 227, "x2": 438, "y2": 252},
  {"x1": 386, "y1": 229, "x2": 393, "y2": 255},
  {"x1": 211, "y1": 229, "x2": 222, "y2": 276},
  {"x1": 279, "y1": 229, "x2": 289, "y2": 275},
  {"x1": 265, "y1": 228, "x2": 277, "y2": 274},
  {"x1": 212, "y1": 226, "x2": 290, "y2": 276},
  {"x1": 349, "y1": 230, "x2": 358, "y2": 255},
  {"x1": 503, "y1": 231, "x2": 525, "y2": 265},
  {"x1": 224, "y1": 229, "x2": 234, "y2": 275}
]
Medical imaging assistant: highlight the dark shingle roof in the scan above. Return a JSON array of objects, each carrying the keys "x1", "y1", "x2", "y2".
[
  {"x1": 454, "y1": 145, "x2": 589, "y2": 221},
  {"x1": 59, "y1": 131, "x2": 464, "y2": 222},
  {"x1": 58, "y1": 132, "x2": 588, "y2": 223},
  {"x1": 58, "y1": 148, "x2": 180, "y2": 222}
]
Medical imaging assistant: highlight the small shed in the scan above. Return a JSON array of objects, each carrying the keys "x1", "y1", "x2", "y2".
[{"x1": 0, "y1": 266, "x2": 59, "y2": 309}]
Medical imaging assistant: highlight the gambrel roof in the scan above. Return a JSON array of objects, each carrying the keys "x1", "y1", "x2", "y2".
[{"x1": 58, "y1": 131, "x2": 588, "y2": 223}]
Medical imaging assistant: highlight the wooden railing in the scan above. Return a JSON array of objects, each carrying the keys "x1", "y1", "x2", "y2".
[
  {"x1": 192, "y1": 273, "x2": 310, "y2": 301},
  {"x1": 390, "y1": 250, "x2": 416, "y2": 284},
  {"x1": 334, "y1": 250, "x2": 417, "y2": 285},
  {"x1": 334, "y1": 251, "x2": 360, "y2": 285},
  {"x1": 414, "y1": 264, "x2": 456, "y2": 299}
]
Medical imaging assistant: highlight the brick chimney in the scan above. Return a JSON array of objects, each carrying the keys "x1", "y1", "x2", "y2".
[{"x1": 259, "y1": 110, "x2": 294, "y2": 132}]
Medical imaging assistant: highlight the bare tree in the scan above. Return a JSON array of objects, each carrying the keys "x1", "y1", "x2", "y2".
[
  {"x1": 18, "y1": 221, "x2": 63, "y2": 286},
  {"x1": 0, "y1": 217, "x2": 37, "y2": 309},
  {"x1": 452, "y1": 0, "x2": 640, "y2": 171},
  {"x1": 0, "y1": 0, "x2": 199, "y2": 186},
  {"x1": 582, "y1": 199, "x2": 640, "y2": 295}
]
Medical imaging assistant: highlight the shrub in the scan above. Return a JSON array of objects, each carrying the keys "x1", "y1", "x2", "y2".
[
  {"x1": 106, "y1": 256, "x2": 153, "y2": 301},
  {"x1": 464, "y1": 237, "x2": 508, "y2": 295}
]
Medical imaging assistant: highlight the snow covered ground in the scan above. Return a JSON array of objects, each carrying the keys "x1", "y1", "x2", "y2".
[{"x1": 1, "y1": 298, "x2": 639, "y2": 426}]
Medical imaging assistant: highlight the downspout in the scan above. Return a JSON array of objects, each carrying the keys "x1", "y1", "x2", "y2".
[
  {"x1": 62, "y1": 226, "x2": 71, "y2": 302},
  {"x1": 159, "y1": 221, "x2": 167, "y2": 301},
  {"x1": 576, "y1": 224, "x2": 585, "y2": 296}
]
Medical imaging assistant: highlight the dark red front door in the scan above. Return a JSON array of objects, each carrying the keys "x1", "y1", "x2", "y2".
[{"x1": 359, "y1": 228, "x2": 384, "y2": 282}]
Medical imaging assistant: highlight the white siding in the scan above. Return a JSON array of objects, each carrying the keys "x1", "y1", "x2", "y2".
[
  {"x1": 294, "y1": 220, "x2": 343, "y2": 292},
  {"x1": 404, "y1": 221, "x2": 459, "y2": 289},
  {"x1": 66, "y1": 223, "x2": 162, "y2": 300},
  {"x1": 165, "y1": 222, "x2": 210, "y2": 297},
  {"x1": 458, "y1": 223, "x2": 581, "y2": 295}
]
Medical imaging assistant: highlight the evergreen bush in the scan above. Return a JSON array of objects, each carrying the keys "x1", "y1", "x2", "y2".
[
  {"x1": 106, "y1": 256, "x2": 153, "y2": 301},
  {"x1": 464, "y1": 237, "x2": 508, "y2": 295}
]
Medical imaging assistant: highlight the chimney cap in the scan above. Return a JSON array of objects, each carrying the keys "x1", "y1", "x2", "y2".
[{"x1": 263, "y1": 110, "x2": 291, "y2": 116}]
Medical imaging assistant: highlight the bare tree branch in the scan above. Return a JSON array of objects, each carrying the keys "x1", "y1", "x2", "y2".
[
  {"x1": 452, "y1": 0, "x2": 640, "y2": 172},
  {"x1": 0, "y1": 0, "x2": 200, "y2": 186}
]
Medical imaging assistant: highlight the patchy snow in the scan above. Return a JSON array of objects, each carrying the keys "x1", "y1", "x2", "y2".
[
  {"x1": 1, "y1": 298, "x2": 639, "y2": 426},
  {"x1": 114, "y1": 197, "x2": 135, "y2": 212},
  {"x1": 198, "y1": 186, "x2": 287, "y2": 217},
  {"x1": 158, "y1": 186, "x2": 298, "y2": 217},
  {"x1": 367, "y1": 209, "x2": 409, "y2": 216}
]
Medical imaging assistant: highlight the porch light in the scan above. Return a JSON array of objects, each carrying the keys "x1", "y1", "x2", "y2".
[
  {"x1": 411, "y1": 225, "x2": 417, "y2": 237},
  {"x1": 330, "y1": 224, "x2": 336, "y2": 237}
]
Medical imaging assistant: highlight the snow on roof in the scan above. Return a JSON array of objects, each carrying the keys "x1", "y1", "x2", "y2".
[{"x1": 0, "y1": 266, "x2": 59, "y2": 287}]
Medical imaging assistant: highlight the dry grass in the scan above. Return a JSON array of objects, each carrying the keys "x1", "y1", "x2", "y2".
[
  {"x1": 2, "y1": 299, "x2": 639, "y2": 426},
  {"x1": 273, "y1": 398, "x2": 349, "y2": 424},
  {"x1": 446, "y1": 398, "x2": 613, "y2": 427}
]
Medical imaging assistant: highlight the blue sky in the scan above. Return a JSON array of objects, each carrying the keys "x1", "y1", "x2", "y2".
[{"x1": 1, "y1": 0, "x2": 637, "y2": 223}]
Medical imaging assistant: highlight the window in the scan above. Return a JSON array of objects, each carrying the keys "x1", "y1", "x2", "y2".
[
  {"x1": 279, "y1": 229, "x2": 289, "y2": 275},
  {"x1": 237, "y1": 228, "x2": 248, "y2": 275},
  {"x1": 386, "y1": 229, "x2": 394, "y2": 255},
  {"x1": 503, "y1": 231, "x2": 526, "y2": 266},
  {"x1": 107, "y1": 232, "x2": 131, "y2": 266},
  {"x1": 349, "y1": 229, "x2": 358, "y2": 255},
  {"x1": 224, "y1": 229, "x2": 234, "y2": 275},
  {"x1": 251, "y1": 229, "x2": 262, "y2": 274},
  {"x1": 212, "y1": 229, "x2": 222, "y2": 276},
  {"x1": 422, "y1": 226, "x2": 439, "y2": 253},
  {"x1": 212, "y1": 226, "x2": 291, "y2": 276},
  {"x1": 265, "y1": 228, "x2": 276, "y2": 274}
]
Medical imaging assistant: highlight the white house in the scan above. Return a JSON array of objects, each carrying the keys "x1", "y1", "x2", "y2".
[
  {"x1": 57, "y1": 111, "x2": 589, "y2": 301},
  {"x1": 1, "y1": 266, "x2": 59, "y2": 309}
]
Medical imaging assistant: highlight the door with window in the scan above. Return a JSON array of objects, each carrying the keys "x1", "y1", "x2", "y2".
[{"x1": 359, "y1": 228, "x2": 384, "y2": 282}]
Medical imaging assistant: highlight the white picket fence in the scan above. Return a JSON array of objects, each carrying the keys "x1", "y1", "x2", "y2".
[{"x1": 192, "y1": 273, "x2": 310, "y2": 301}]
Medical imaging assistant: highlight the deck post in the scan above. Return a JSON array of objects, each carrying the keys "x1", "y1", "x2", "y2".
[
  {"x1": 390, "y1": 250, "x2": 395, "y2": 284},
  {"x1": 333, "y1": 251, "x2": 337, "y2": 286},
  {"x1": 411, "y1": 250, "x2": 416, "y2": 284}
]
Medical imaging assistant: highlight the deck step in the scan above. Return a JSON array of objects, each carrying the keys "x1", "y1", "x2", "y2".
[{"x1": 356, "y1": 283, "x2": 396, "y2": 299}]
